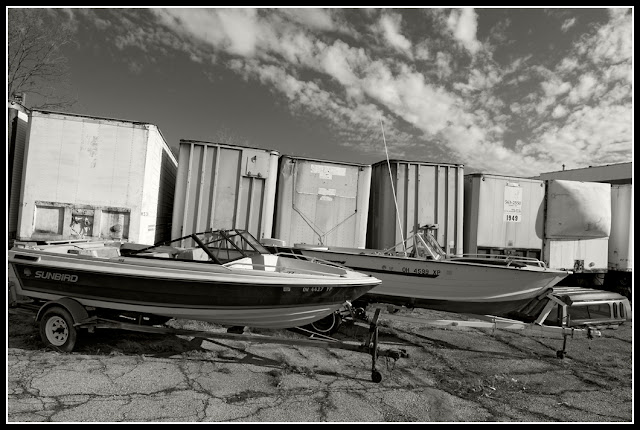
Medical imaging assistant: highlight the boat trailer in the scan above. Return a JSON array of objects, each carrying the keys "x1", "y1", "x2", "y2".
[
  {"x1": 10, "y1": 299, "x2": 408, "y2": 383},
  {"x1": 359, "y1": 286, "x2": 631, "y2": 359}
]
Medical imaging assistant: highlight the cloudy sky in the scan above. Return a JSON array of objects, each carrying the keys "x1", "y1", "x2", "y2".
[{"x1": 11, "y1": 7, "x2": 634, "y2": 177}]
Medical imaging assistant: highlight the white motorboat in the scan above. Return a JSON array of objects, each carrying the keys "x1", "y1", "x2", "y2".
[
  {"x1": 8, "y1": 229, "x2": 381, "y2": 330},
  {"x1": 265, "y1": 226, "x2": 571, "y2": 316}
]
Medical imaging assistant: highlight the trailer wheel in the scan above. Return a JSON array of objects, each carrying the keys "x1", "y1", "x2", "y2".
[
  {"x1": 39, "y1": 307, "x2": 77, "y2": 352},
  {"x1": 307, "y1": 312, "x2": 342, "y2": 335},
  {"x1": 371, "y1": 370, "x2": 383, "y2": 383}
]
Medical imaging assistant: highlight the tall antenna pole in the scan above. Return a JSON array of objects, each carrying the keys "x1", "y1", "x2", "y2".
[{"x1": 380, "y1": 117, "x2": 406, "y2": 253}]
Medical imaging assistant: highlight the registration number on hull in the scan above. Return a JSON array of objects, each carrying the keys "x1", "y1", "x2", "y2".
[
  {"x1": 402, "y1": 267, "x2": 441, "y2": 276},
  {"x1": 302, "y1": 286, "x2": 333, "y2": 292}
]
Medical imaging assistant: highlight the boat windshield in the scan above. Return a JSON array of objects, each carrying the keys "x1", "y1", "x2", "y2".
[
  {"x1": 413, "y1": 228, "x2": 447, "y2": 261},
  {"x1": 199, "y1": 229, "x2": 269, "y2": 263},
  {"x1": 125, "y1": 229, "x2": 269, "y2": 264}
]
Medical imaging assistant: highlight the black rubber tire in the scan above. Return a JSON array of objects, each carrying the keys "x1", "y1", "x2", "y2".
[
  {"x1": 39, "y1": 307, "x2": 77, "y2": 352},
  {"x1": 308, "y1": 312, "x2": 342, "y2": 335}
]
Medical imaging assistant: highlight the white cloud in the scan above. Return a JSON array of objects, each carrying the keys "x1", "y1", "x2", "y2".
[
  {"x1": 142, "y1": 8, "x2": 630, "y2": 176},
  {"x1": 556, "y1": 57, "x2": 580, "y2": 74},
  {"x1": 318, "y1": 40, "x2": 365, "y2": 88},
  {"x1": 216, "y1": 9, "x2": 260, "y2": 56},
  {"x1": 524, "y1": 103, "x2": 632, "y2": 169},
  {"x1": 541, "y1": 78, "x2": 571, "y2": 98},
  {"x1": 446, "y1": 8, "x2": 481, "y2": 55},
  {"x1": 269, "y1": 30, "x2": 316, "y2": 65},
  {"x1": 414, "y1": 41, "x2": 430, "y2": 61},
  {"x1": 580, "y1": 9, "x2": 632, "y2": 65},
  {"x1": 153, "y1": 8, "x2": 260, "y2": 57},
  {"x1": 435, "y1": 51, "x2": 453, "y2": 80},
  {"x1": 561, "y1": 18, "x2": 576, "y2": 32},
  {"x1": 551, "y1": 105, "x2": 568, "y2": 119},
  {"x1": 378, "y1": 13, "x2": 412, "y2": 55},
  {"x1": 567, "y1": 73, "x2": 598, "y2": 104},
  {"x1": 278, "y1": 8, "x2": 336, "y2": 31},
  {"x1": 466, "y1": 67, "x2": 501, "y2": 91}
]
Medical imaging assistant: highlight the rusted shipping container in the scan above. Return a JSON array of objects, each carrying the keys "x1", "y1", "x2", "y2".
[
  {"x1": 542, "y1": 180, "x2": 611, "y2": 273},
  {"x1": 367, "y1": 160, "x2": 464, "y2": 255},
  {"x1": 272, "y1": 156, "x2": 371, "y2": 248},
  {"x1": 463, "y1": 174, "x2": 545, "y2": 259},
  {"x1": 8, "y1": 101, "x2": 29, "y2": 244},
  {"x1": 16, "y1": 110, "x2": 178, "y2": 244},
  {"x1": 171, "y1": 140, "x2": 279, "y2": 244}
]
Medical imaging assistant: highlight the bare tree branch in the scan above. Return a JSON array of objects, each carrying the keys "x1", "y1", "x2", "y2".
[{"x1": 8, "y1": 8, "x2": 77, "y2": 110}]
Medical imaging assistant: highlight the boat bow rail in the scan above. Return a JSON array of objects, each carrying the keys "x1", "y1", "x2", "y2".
[{"x1": 446, "y1": 254, "x2": 549, "y2": 268}]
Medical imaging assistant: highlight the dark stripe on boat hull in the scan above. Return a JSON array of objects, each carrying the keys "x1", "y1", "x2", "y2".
[{"x1": 12, "y1": 263, "x2": 374, "y2": 309}]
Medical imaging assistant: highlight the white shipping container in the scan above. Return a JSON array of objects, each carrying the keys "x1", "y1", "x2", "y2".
[
  {"x1": 171, "y1": 140, "x2": 279, "y2": 243},
  {"x1": 544, "y1": 180, "x2": 611, "y2": 239},
  {"x1": 16, "y1": 110, "x2": 178, "y2": 244},
  {"x1": 543, "y1": 238, "x2": 609, "y2": 273},
  {"x1": 463, "y1": 174, "x2": 545, "y2": 258},
  {"x1": 368, "y1": 160, "x2": 464, "y2": 255},
  {"x1": 273, "y1": 156, "x2": 371, "y2": 248},
  {"x1": 8, "y1": 101, "x2": 30, "y2": 243},
  {"x1": 543, "y1": 180, "x2": 611, "y2": 272},
  {"x1": 609, "y1": 184, "x2": 632, "y2": 271}
]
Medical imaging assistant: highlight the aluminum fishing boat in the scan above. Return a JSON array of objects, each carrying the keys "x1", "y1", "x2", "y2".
[
  {"x1": 266, "y1": 226, "x2": 571, "y2": 316},
  {"x1": 8, "y1": 229, "x2": 381, "y2": 329}
]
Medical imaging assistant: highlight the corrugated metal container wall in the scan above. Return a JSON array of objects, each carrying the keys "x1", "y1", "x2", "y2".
[
  {"x1": 16, "y1": 110, "x2": 178, "y2": 244},
  {"x1": 542, "y1": 180, "x2": 611, "y2": 272},
  {"x1": 143, "y1": 127, "x2": 178, "y2": 244},
  {"x1": 463, "y1": 174, "x2": 545, "y2": 259},
  {"x1": 367, "y1": 160, "x2": 464, "y2": 255},
  {"x1": 609, "y1": 184, "x2": 632, "y2": 272},
  {"x1": 8, "y1": 102, "x2": 29, "y2": 244},
  {"x1": 273, "y1": 156, "x2": 371, "y2": 248},
  {"x1": 171, "y1": 140, "x2": 279, "y2": 245}
]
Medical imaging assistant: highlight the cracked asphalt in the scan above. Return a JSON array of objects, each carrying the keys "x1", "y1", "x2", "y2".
[{"x1": 7, "y1": 307, "x2": 633, "y2": 423}]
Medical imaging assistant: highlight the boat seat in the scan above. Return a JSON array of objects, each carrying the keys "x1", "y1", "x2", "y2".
[
  {"x1": 175, "y1": 248, "x2": 211, "y2": 261},
  {"x1": 250, "y1": 254, "x2": 279, "y2": 271}
]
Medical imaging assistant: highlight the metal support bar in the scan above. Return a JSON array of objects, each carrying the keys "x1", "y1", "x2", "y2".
[{"x1": 190, "y1": 233, "x2": 223, "y2": 265}]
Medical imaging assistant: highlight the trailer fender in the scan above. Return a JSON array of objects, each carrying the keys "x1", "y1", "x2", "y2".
[{"x1": 36, "y1": 298, "x2": 90, "y2": 325}]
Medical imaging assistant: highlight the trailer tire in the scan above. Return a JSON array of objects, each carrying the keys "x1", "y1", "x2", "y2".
[{"x1": 39, "y1": 306, "x2": 77, "y2": 352}]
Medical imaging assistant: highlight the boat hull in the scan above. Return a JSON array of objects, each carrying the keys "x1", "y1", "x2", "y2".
[
  {"x1": 286, "y1": 248, "x2": 570, "y2": 316},
  {"x1": 9, "y1": 249, "x2": 379, "y2": 329}
]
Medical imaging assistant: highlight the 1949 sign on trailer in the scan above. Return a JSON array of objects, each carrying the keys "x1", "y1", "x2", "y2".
[{"x1": 503, "y1": 184, "x2": 523, "y2": 223}]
